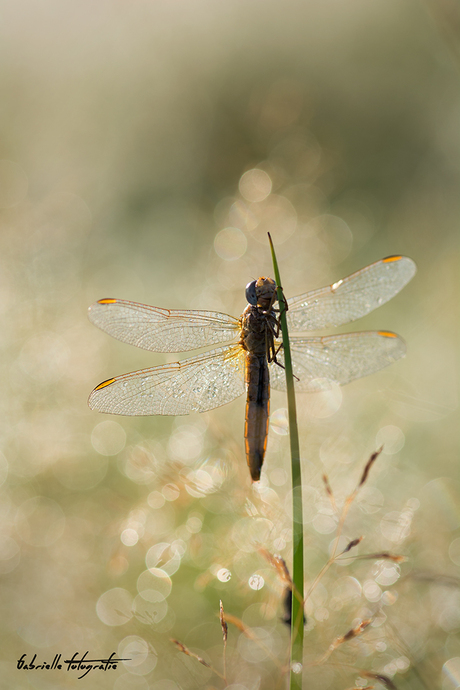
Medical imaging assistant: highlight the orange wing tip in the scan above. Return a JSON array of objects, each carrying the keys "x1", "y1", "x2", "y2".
[
  {"x1": 378, "y1": 331, "x2": 398, "y2": 338},
  {"x1": 97, "y1": 298, "x2": 118, "y2": 304},
  {"x1": 382, "y1": 255, "x2": 403, "y2": 263},
  {"x1": 94, "y1": 378, "x2": 116, "y2": 390}
]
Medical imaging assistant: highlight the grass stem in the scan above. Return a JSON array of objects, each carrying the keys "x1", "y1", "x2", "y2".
[{"x1": 268, "y1": 234, "x2": 304, "y2": 689}]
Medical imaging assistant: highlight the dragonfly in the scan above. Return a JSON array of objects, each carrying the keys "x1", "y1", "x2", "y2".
[{"x1": 88, "y1": 255, "x2": 416, "y2": 481}]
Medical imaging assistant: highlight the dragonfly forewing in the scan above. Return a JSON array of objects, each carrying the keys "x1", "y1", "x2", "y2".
[
  {"x1": 88, "y1": 255, "x2": 416, "y2": 482},
  {"x1": 88, "y1": 299, "x2": 240, "y2": 353},
  {"x1": 286, "y1": 256, "x2": 416, "y2": 332},
  {"x1": 269, "y1": 331, "x2": 406, "y2": 392},
  {"x1": 88, "y1": 344, "x2": 246, "y2": 416}
]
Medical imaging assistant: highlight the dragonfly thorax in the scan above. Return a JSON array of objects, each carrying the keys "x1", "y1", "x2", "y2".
[{"x1": 240, "y1": 304, "x2": 277, "y2": 357}]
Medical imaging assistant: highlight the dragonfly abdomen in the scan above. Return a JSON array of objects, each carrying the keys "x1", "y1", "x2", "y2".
[{"x1": 244, "y1": 353, "x2": 270, "y2": 481}]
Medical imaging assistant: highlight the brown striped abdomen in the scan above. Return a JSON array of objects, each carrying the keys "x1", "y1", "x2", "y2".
[{"x1": 244, "y1": 353, "x2": 270, "y2": 481}]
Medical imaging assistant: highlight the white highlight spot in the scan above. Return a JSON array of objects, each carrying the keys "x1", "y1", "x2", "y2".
[
  {"x1": 363, "y1": 580, "x2": 382, "y2": 602},
  {"x1": 442, "y1": 657, "x2": 460, "y2": 690},
  {"x1": 239, "y1": 168, "x2": 272, "y2": 202},
  {"x1": 121, "y1": 529, "x2": 139, "y2": 547},
  {"x1": 313, "y1": 514, "x2": 337, "y2": 534},
  {"x1": 91, "y1": 421, "x2": 126, "y2": 456},
  {"x1": 96, "y1": 588, "x2": 133, "y2": 626},
  {"x1": 380, "y1": 511, "x2": 412, "y2": 543},
  {"x1": 248, "y1": 574, "x2": 264, "y2": 590},
  {"x1": 217, "y1": 568, "x2": 232, "y2": 582},
  {"x1": 270, "y1": 408, "x2": 289, "y2": 435},
  {"x1": 304, "y1": 380, "x2": 342, "y2": 418},
  {"x1": 449, "y1": 537, "x2": 460, "y2": 566},
  {"x1": 214, "y1": 227, "x2": 248, "y2": 260},
  {"x1": 376, "y1": 425, "x2": 405, "y2": 454}
]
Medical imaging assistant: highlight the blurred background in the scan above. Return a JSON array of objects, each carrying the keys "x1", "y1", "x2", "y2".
[{"x1": 0, "y1": 0, "x2": 459, "y2": 688}]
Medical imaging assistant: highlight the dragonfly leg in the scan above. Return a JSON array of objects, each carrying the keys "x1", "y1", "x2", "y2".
[
  {"x1": 267, "y1": 315, "x2": 280, "y2": 340},
  {"x1": 271, "y1": 342, "x2": 300, "y2": 382},
  {"x1": 269, "y1": 286, "x2": 287, "y2": 339},
  {"x1": 278, "y1": 287, "x2": 289, "y2": 318}
]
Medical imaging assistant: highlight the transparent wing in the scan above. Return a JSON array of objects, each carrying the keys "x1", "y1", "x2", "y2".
[
  {"x1": 88, "y1": 345, "x2": 246, "y2": 415},
  {"x1": 286, "y1": 256, "x2": 416, "y2": 332},
  {"x1": 88, "y1": 298, "x2": 240, "y2": 353},
  {"x1": 269, "y1": 331, "x2": 406, "y2": 392}
]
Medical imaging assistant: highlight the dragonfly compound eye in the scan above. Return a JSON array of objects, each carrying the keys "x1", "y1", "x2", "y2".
[{"x1": 245, "y1": 280, "x2": 258, "y2": 305}]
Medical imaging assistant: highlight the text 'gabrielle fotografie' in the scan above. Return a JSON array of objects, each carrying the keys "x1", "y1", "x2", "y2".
[{"x1": 17, "y1": 652, "x2": 130, "y2": 679}]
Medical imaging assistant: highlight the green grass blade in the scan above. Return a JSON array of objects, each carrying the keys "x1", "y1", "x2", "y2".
[{"x1": 268, "y1": 234, "x2": 304, "y2": 688}]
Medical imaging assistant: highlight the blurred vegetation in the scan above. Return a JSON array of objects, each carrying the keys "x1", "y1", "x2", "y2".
[{"x1": 0, "y1": 1, "x2": 459, "y2": 688}]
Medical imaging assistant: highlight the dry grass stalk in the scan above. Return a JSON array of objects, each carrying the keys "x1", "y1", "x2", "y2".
[
  {"x1": 220, "y1": 599, "x2": 228, "y2": 681},
  {"x1": 220, "y1": 600, "x2": 228, "y2": 643},
  {"x1": 259, "y1": 548, "x2": 293, "y2": 587},
  {"x1": 170, "y1": 638, "x2": 225, "y2": 680},
  {"x1": 223, "y1": 611, "x2": 246, "y2": 633},
  {"x1": 171, "y1": 638, "x2": 211, "y2": 667},
  {"x1": 315, "y1": 619, "x2": 373, "y2": 664},
  {"x1": 338, "y1": 618, "x2": 372, "y2": 644},
  {"x1": 306, "y1": 448, "x2": 385, "y2": 606},
  {"x1": 325, "y1": 660, "x2": 401, "y2": 690},
  {"x1": 224, "y1": 612, "x2": 285, "y2": 670},
  {"x1": 341, "y1": 536, "x2": 364, "y2": 555},
  {"x1": 322, "y1": 473, "x2": 338, "y2": 512},
  {"x1": 259, "y1": 548, "x2": 306, "y2": 631},
  {"x1": 359, "y1": 447, "x2": 383, "y2": 487},
  {"x1": 407, "y1": 571, "x2": 460, "y2": 587},
  {"x1": 362, "y1": 671, "x2": 397, "y2": 689},
  {"x1": 353, "y1": 552, "x2": 405, "y2": 563},
  {"x1": 340, "y1": 447, "x2": 383, "y2": 523}
]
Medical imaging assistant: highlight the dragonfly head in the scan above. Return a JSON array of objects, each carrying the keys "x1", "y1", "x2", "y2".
[{"x1": 245, "y1": 277, "x2": 277, "y2": 309}]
